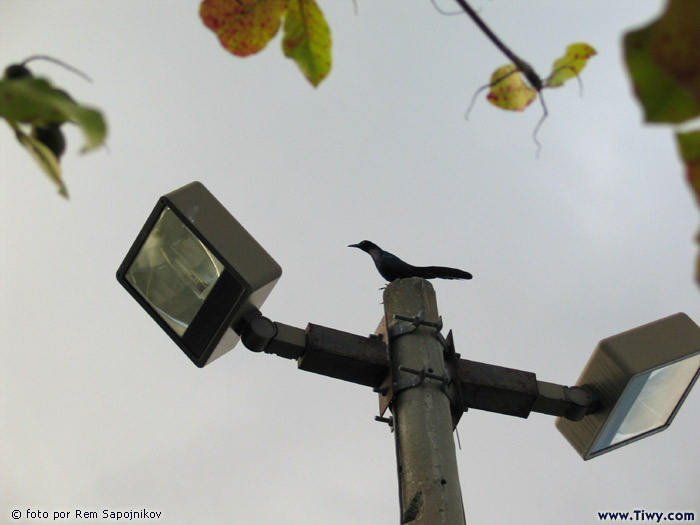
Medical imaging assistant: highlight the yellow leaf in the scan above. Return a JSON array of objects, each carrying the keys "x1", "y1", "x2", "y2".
[
  {"x1": 487, "y1": 65, "x2": 536, "y2": 111},
  {"x1": 11, "y1": 122, "x2": 67, "y2": 197},
  {"x1": 282, "y1": 0, "x2": 331, "y2": 87},
  {"x1": 546, "y1": 43, "x2": 596, "y2": 88}
]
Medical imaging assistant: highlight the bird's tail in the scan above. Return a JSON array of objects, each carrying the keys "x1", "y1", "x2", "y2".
[{"x1": 417, "y1": 266, "x2": 473, "y2": 280}]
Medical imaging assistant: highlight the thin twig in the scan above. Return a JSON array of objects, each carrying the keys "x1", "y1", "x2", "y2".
[
  {"x1": 22, "y1": 55, "x2": 92, "y2": 83},
  {"x1": 532, "y1": 94, "x2": 548, "y2": 157},
  {"x1": 430, "y1": 0, "x2": 463, "y2": 16}
]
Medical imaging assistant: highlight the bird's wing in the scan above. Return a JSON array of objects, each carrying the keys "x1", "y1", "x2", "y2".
[{"x1": 375, "y1": 251, "x2": 418, "y2": 281}]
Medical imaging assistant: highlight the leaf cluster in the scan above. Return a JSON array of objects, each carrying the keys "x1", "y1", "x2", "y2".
[
  {"x1": 480, "y1": 43, "x2": 596, "y2": 112},
  {"x1": 200, "y1": 0, "x2": 331, "y2": 87},
  {"x1": 450, "y1": 0, "x2": 597, "y2": 154},
  {"x1": 0, "y1": 59, "x2": 107, "y2": 197}
]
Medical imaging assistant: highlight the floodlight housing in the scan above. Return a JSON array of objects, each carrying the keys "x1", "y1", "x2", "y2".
[
  {"x1": 556, "y1": 313, "x2": 700, "y2": 460},
  {"x1": 116, "y1": 181, "x2": 282, "y2": 367}
]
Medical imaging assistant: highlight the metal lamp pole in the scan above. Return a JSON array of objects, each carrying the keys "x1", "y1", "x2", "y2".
[{"x1": 381, "y1": 278, "x2": 466, "y2": 524}]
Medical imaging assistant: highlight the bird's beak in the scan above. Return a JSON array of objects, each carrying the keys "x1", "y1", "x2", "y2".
[{"x1": 348, "y1": 243, "x2": 361, "y2": 249}]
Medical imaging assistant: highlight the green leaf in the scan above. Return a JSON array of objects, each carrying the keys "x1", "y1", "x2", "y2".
[
  {"x1": 9, "y1": 121, "x2": 67, "y2": 197},
  {"x1": 487, "y1": 65, "x2": 536, "y2": 111},
  {"x1": 624, "y1": 0, "x2": 700, "y2": 124},
  {"x1": 0, "y1": 77, "x2": 68, "y2": 124},
  {"x1": 0, "y1": 76, "x2": 106, "y2": 152},
  {"x1": 546, "y1": 43, "x2": 596, "y2": 88},
  {"x1": 70, "y1": 105, "x2": 107, "y2": 153},
  {"x1": 676, "y1": 130, "x2": 700, "y2": 286},
  {"x1": 200, "y1": 0, "x2": 289, "y2": 57},
  {"x1": 282, "y1": 0, "x2": 331, "y2": 87}
]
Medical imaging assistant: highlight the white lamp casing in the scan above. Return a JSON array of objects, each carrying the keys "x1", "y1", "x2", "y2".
[{"x1": 556, "y1": 313, "x2": 700, "y2": 459}]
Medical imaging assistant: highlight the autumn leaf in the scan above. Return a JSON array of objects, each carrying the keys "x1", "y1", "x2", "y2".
[
  {"x1": 486, "y1": 64, "x2": 536, "y2": 111},
  {"x1": 482, "y1": 43, "x2": 596, "y2": 114},
  {"x1": 624, "y1": 0, "x2": 700, "y2": 123},
  {"x1": 200, "y1": 0, "x2": 289, "y2": 57},
  {"x1": 282, "y1": 0, "x2": 331, "y2": 87},
  {"x1": 200, "y1": 0, "x2": 331, "y2": 86},
  {"x1": 546, "y1": 43, "x2": 597, "y2": 88}
]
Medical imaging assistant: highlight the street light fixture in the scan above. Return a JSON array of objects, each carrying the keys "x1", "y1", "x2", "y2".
[
  {"x1": 116, "y1": 181, "x2": 282, "y2": 367},
  {"x1": 555, "y1": 313, "x2": 700, "y2": 460},
  {"x1": 116, "y1": 181, "x2": 700, "y2": 522}
]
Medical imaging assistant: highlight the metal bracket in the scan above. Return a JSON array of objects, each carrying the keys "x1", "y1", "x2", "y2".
[
  {"x1": 374, "y1": 415, "x2": 394, "y2": 428},
  {"x1": 395, "y1": 365, "x2": 458, "y2": 409},
  {"x1": 531, "y1": 381, "x2": 599, "y2": 421},
  {"x1": 382, "y1": 314, "x2": 460, "y2": 426},
  {"x1": 389, "y1": 312, "x2": 448, "y2": 351},
  {"x1": 394, "y1": 365, "x2": 430, "y2": 394},
  {"x1": 389, "y1": 312, "x2": 442, "y2": 338}
]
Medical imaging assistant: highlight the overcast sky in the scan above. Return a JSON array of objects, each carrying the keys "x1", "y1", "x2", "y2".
[{"x1": 2, "y1": 1, "x2": 699, "y2": 524}]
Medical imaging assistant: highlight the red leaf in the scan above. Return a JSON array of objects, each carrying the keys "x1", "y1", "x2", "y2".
[{"x1": 200, "y1": 0, "x2": 289, "y2": 57}]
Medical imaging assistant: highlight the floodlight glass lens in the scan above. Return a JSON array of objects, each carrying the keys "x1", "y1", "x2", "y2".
[
  {"x1": 125, "y1": 207, "x2": 224, "y2": 336},
  {"x1": 592, "y1": 352, "x2": 700, "y2": 453}
]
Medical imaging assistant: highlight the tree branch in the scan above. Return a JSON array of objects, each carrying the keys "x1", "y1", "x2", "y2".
[{"x1": 452, "y1": 0, "x2": 542, "y2": 91}]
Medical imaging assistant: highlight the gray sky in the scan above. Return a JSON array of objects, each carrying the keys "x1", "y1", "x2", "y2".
[{"x1": 2, "y1": 1, "x2": 699, "y2": 524}]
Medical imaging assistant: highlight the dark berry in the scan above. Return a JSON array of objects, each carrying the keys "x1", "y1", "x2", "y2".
[
  {"x1": 4, "y1": 63, "x2": 32, "y2": 79},
  {"x1": 32, "y1": 124, "x2": 66, "y2": 159}
]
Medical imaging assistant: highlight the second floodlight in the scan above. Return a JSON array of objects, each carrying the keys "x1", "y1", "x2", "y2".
[{"x1": 556, "y1": 313, "x2": 700, "y2": 460}]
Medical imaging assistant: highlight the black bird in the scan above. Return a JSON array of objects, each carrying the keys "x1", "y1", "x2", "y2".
[{"x1": 349, "y1": 240, "x2": 472, "y2": 282}]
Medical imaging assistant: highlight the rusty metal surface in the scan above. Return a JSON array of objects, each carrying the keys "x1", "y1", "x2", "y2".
[
  {"x1": 458, "y1": 359, "x2": 538, "y2": 418},
  {"x1": 443, "y1": 330, "x2": 465, "y2": 429},
  {"x1": 297, "y1": 323, "x2": 389, "y2": 388}
]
